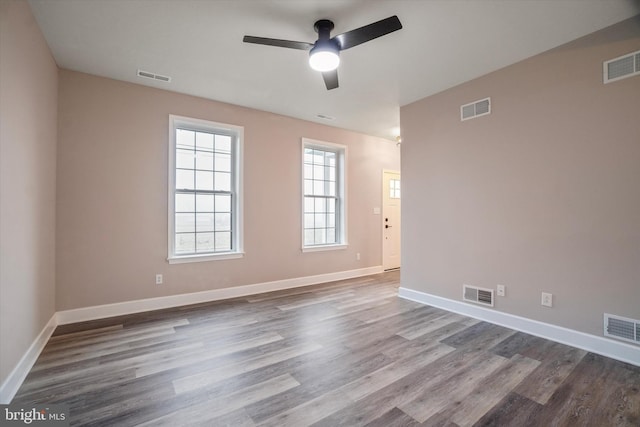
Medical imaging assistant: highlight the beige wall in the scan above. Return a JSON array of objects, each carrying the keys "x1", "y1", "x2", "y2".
[
  {"x1": 0, "y1": 0, "x2": 58, "y2": 385},
  {"x1": 400, "y1": 17, "x2": 640, "y2": 337},
  {"x1": 56, "y1": 70, "x2": 399, "y2": 310}
]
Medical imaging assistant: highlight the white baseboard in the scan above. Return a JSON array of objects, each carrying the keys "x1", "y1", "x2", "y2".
[
  {"x1": 57, "y1": 266, "x2": 384, "y2": 325},
  {"x1": 0, "y1": 314, "x2": 58, "y2": 404},
  {"x1": 398, "y1": 287, "x2": 640, "y2": 367}
]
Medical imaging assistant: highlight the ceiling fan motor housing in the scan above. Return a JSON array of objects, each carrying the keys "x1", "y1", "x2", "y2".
[{"x1": 310, "y1": 20, "x2": 340, "y2": 72}]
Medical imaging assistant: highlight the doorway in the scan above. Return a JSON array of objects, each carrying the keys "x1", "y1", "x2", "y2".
[{"x1": 383, "y1": 170, "x2": 401, "y2": 270}]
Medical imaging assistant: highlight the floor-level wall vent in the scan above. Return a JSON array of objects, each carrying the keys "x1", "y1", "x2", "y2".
[
  {"x1": 604, "y1": 313, "x2": 640, "y2": 345},
  {"x1": 603, "y1": 49, "x2": 640, "y2": 83},
  {"x1": 463, "y1": 284, "x2": 494, "y2": 307},
  {"x1": 461, "y1": 97, "x2": 491, "y2": 121}
]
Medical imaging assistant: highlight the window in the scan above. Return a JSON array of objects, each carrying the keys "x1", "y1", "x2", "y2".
[
  {"x1": 302, "y1": 138, "x2": 346, "y2": 250},
  {"x1": 389, "y1": 179, "x2": 401, "y2": 199},
  {"x1": 168, "y1": 115, "x2": 243, "y2": 263}
]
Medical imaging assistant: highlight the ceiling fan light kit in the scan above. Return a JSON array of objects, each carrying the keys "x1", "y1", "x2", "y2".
[
  {"x1": 309, "y1": 45, "x2": 340, "y2": 72},
  {"x1": 243, "y1": 15, "x2": 402, "y2": 90}
]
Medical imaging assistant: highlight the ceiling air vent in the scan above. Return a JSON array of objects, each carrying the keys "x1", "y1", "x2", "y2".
[
  {"x1": 603, "y1": 49, "x2": 640, "y2": 84},
  {"x1": 604, "y1": 313, "x2": 640, "y2": 345},
  {"x1": 463, "y1": 284, "x2": 494, "y2": 307},
  {"x1": 137, "y1": 69, "x2": 171, "y2": 83},
  {"x1": 461, "y1": 97, "x2": 491, "y2": 121}
]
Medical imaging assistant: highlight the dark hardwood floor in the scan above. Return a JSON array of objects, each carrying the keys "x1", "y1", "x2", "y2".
[{"x1": 13, "y1": 271, "x2": 640, "y2": 426}]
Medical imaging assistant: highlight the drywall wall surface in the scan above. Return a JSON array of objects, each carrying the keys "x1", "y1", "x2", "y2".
[
  {"x1": 56, "y1": 70, "x2": 399, "y2": 310},
  {"x1": 0, "y1": 0, "x2": 58, "y2": 386},
  {"x1": 400, "y1": 16, "x2": 640, "y2": 337}
]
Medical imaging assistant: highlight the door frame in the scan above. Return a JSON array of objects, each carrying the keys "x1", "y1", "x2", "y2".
[{"x1": 382, "y1": 169, "x2": 401, "y2": 270}]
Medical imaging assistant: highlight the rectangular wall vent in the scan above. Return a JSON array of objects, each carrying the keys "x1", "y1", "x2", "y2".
[
  {"x1": 461, "y1": 97, "x2": 491, "y2": 121},
  {"x1": 603, "y1": 50, "x2": 640, "y2": 83},
  {"x1": 137, "y1": 69, "x2": 172, "y2": 83},
  {"x1": 463, "y1": 284, "x2": 494, "y2": 307},
  {"x1": 604, "y1": 313, "x2": 640, "y2": 345}
]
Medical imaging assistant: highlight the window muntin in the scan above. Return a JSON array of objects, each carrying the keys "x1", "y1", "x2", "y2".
[
  {"x1": 302, "y1": 139, "x2": 346, "y2": 248},
  {"x1": 169, "y1": 116, "x2": 242, "y2": 262}
]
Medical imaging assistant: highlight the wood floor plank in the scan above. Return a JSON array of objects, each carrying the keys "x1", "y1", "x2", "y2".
[
  {"x1": 259, "y1": 344, "x2": 455, "y2": 427},
  {"x1": 423, "y1": 354, "x2": 540, "y2": 427},
  {"x1": 139, "y1": 374, "x2": 300, "y2": 426},
  {"x1": 398, "y1": 351, "x2": 510, "y2": 422},
  {"x1": 135, "y1": 331, "x2": 284, "y2": 378},
  {"x1": 362, "y1": 407, "x2": 420, "y2": 427},
  {"x1": 11, "y1": 270, "x2": 638, "y2": 426},
  {"x1": 172, "y1": 341, "x2": 322, "y2": 394},
  {"x1": 513, "y1": 343, "x2": 586, "y2": 404},
  {"x1": 473, "y1": 392, "x2": 543, "y2": 427}
]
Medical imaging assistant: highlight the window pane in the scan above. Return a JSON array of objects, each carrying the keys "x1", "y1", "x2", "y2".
[
  {"x1": 315, "y1": 213, "x2": 326, "y2": 228},
  {"x1": 329, "y1": 167, "x2": 336, "y2": 182},
  {"x1": 175, "y1": 233, "x2": 195, "y2": 254},
  {"x1": 176, "y1": 149, "x2": 194, "y2": 169},
  {"x1": 176, "y1": 169, "x2": 194, "y2": 190},
  {"x1": 176, "y1": 129, "x2": 195, "y2": 149},
  {"x1": 304, "y1": 180, "x2": 313, "y2": 195},
  {"x1": 328, "y1": 182, "x2": 336, "y2": 197},
  {"x1": 215, "y1": 213, "x2": 231, "y2": 231},
  {"x1": 214, "y1": 172, "x2": 231, "y2": 192},
  {"x1": 175, "y1": 194, "x2": 195, "y2": 212},
  {"x1": 196, "y1": 132, "x2": 214, "y2": 151},
  {"x1": 215, "y1": 194, "x2": 231, "y2": 212},
  {"x1": 215, "y1": 232, "x2": 231, "y2": 251},
  {"x1": 196, "y1": 213, "x2": 214, "y2": 232},
  {"x1": 326, "y1": 228, "x2": 336, "y2": 243},
  {"x1": 196, "y1": 194, "x2": 214, "y2": 212},
  {"x1": 196, "y1": 171, "x2": 214, "y2": 191},
  {"x1": 304, "y1": 213, "x2": 314, "y2": 228},
  {"x1": 314, "y1": 229, "x2": 326, "y2": 244},
  {"x1": 328, "y1": 213, "x2": 335, "y2": 228},
  {"x1": 314, "y1": 165, "x2": 324, "y2": 180},
  {"x1": 196, "y1": 232, "x2": 215, "y2": 252},
  {"x1": 326, "y1": 151, "x2": 336, "y2": 166},
  {"x1": 304, "y1": 148, "x2": 314, "y2": 163},
  {"x1": 304, "y1": 197, "x2": 314, "y2": 213},
  {"x1": 215, "y1": 153, "x2": 231, "y2": 172},
  {"x1": 315, "y1": 198, "x2": 325, "y2": 213},
  {"x1": 313, "y1": 180, "x2": 324, "y2": 196},
  {"x1": 175, "y1": 213, "x2": 195, "y2": 233},
  {"x1": 328, "y1": 198, "x2": 335, "y2": 213},
  {"x1": 196, "y1": 150, "x2": 214, "y2": 171},
  {"x1": 304, "y1": 229, "x2": 315, "y2": 245},
  {"x1": 304, "y1": 164, "x2": 313, "y2": 180},
  {"x1": 215, "y1": 135, "x2": 231, "y2": 153},
  {"x1": 313, "y1": 150, "x2": 324, "y2": 165}
]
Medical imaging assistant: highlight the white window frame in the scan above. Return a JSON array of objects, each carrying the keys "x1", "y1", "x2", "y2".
[
  {"x1": 301, "y1": 138, "x2": 347, "y2": 252},
  {"x1": 168, "y1": 115, "x2": 244, "y2": 263}
]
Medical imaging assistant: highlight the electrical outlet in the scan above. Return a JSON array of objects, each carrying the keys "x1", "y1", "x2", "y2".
[
  {"x1": 541, "y1": 292, "x2": 553, "y2": 307},
  {"x1": 156, "y1": 274, "x2": 163, "y2": 285},
  {"x1": 356, "y1": 252, "x2": 361, "y2": 261},
  {"x1": 496, "y1": 284, "x2": 505, "y2": 297}
]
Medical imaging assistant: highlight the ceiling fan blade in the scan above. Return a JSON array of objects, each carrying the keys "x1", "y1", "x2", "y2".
[
  {"x1": 322, "y1": 70, "x2": 339, "y2": 90},
  {"x1": 334, "y1": 15, "x2": 402, "y2": 50},
  {"x1": 243, "y1": 35, "x2": 313, "y2": 50}
]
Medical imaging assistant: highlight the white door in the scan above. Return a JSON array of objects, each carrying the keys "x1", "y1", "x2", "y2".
[{"x1": 383, "y1": 171, "x2": 401, "y2": 270}]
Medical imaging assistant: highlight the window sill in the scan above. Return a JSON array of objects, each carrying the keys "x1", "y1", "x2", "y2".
[
  {"x1": 302, "y1": 244, "x2": 348, "y2": 253},
  {"x1": 168, "y1": 252, "x2": 244, "y2": 264}
]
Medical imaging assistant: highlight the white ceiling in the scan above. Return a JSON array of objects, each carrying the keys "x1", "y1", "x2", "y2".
[{"x1": 29, "y1": 0, "x2": 639, "y2": 140}]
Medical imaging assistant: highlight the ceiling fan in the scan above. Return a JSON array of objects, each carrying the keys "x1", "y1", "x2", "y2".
[{"x1": 243, "y1": 15, "x2": 402, "y2": 90}]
